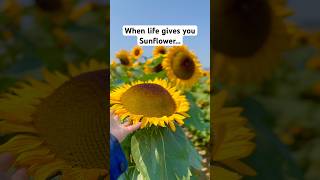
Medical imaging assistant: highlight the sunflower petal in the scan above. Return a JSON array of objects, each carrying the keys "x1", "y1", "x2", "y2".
[
  {"x1": 0, "y1": 135, "x2": 43, "y2": 155},
  {"x1": 32, "y1": 159, "x2": 69, "y2": 180},
  {"x1": 0, "y1": 121, "x2": 36, "y2": 134}
]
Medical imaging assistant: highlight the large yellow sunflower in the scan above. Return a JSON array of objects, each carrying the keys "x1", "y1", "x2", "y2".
[
  {"x1": 162, "y1": 46, "x2": 202, "y2": 88},
  {"x1": 0, "y1": 60, "x2": 108, "y2": 179},
  {"x1": 115, "y1": 49, "x2": 134, "y2": 67},
  {"x1": 211, "y1": 91, "x2": 256, "y2": 179},
  {"x1": 131, "y1": 45, "x2": 144, "y2": 60},
  {"x1": 110, "y1": 79, "x2": 190, "y2": 132},
  {"x1": 212, "y1": 0, "x2": 290, "y2": 84}
]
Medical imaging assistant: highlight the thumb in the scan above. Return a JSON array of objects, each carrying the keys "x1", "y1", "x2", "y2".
[{"x1": 125, "y1": 122, "x2": 142, "y2": 134}]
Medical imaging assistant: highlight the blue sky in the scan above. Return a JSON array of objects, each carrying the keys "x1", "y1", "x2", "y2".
[{"x1": 110, "y1": 0, "x2": 210, "y2": 68}]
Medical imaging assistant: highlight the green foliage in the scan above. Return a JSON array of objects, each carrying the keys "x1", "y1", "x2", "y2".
[
  {"x1": 184, "y1": 92, "x2": 209, "y2": 132},
  {"x1": 128, "y1": 126, "x2": 201, "y2": 180},
  {"x1": 241, "y1": 98, "x2": 304, "y2": 180}
]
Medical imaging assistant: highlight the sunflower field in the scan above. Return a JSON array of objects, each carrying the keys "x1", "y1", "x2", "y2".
[
  {"x1": 0, "y1": 0, "x2": 320, "y2": 180},
  {"x1": 110, "y1": 45, "x2": 210, "y2": 179}
]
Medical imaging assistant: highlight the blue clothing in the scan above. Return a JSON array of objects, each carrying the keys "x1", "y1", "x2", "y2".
[{"x1": 110, "y1": 134, "x2": 128, "y2": 180}]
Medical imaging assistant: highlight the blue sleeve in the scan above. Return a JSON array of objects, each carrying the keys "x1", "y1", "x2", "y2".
[{"x1": 110, "y1": 134, "x2": 128, "y2": 180}]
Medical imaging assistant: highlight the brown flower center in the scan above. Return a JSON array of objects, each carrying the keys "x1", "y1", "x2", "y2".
[
  {"x1": 120, "y1": 84, "x2": 176, "y2": 117},
  {"x1": 33, "y1": 70, "x2": 107, "y2": 169},
  {"x1": 153, "y1": 64, "x2": 163, "y2": 73},
  {"x1": 120, "y1": 57, "x2": 130, "y2": 65},
  {"x1": 158, "y1": 49, "x2": 166, "y2": 55},
  {"x1": 35, "y1": 0, "x2": 63, "y2": 12},
  {"x1": 171, "y1": 53, "x2": 195, "y2": 80},
  {"x1": 212, "y1": 0, "x2": 272, "y2": 57},
  {"x1": 134, "y1": 49, "x2": 140, "y2": 56}
]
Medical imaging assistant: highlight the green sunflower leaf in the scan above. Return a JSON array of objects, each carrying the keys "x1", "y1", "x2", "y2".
[
  {"x1": 240, "y1": 98, "x2": 304, "y2": 180},
  {"x1": 149, "y1": 56, "x2": 164, "y2": 68},
  {"x1": 118, "y1": 166, "x2": 142, "y2": 180},
  {"x1": 131, "y1": 126, "x2": 201, "y2": 180},
  {"x1": 184, "y1": 93, "x2": 209, "y2": 131}
]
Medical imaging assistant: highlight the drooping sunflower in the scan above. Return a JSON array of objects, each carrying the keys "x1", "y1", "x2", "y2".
[
  {"x1": 143, "y1": 58, "x2": 163, "y2": 74},
  {"x1": 115, "y1": 49, "x2": 134, "y2": 67},
  {"x1": 0, "y1": 60, "x2": 108, "y2": 179},
  {"x1": 110, "y1": 79, "x2": 190, "y2": 132},
  {"x1": 131, "y1": 45, "x2": 144, "y2": 60},
  {"x1": 162, "y1": 46, "x2": 202, "y2": 88},
  {"x1": 212, "y1": 0, "x2": 290, "y2": 84},
  {"x1": 286, "y1": 23, "x2": 312, "y2": 49},
  {"x1": 153, "y1": 46, "x2": 167, "y2": 57},
  {"x1": 211, "y1": 91, "x2": 256, "y2": 179}
]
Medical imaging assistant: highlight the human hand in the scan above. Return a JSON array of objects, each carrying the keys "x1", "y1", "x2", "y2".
[
  {"x1": 0, "y1": 153, "x2": 28, "y2": 180},
  {"x1": 110, "y1": 111, "x2": 142, "y2": 142}
]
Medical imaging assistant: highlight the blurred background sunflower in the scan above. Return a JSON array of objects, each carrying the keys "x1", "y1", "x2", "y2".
[
  {"x1": 0, "y1": 60, "x2": 108, "y2": 179},
  {"x1": 162, "y1": 46, "x2": 203, "y2": 89},
  {"x1": 0, "y1": 0, "x2": 108, "y2": 179},
  {"x1": 212, "y1": 0, "x2": 320, "y2": 179},
  {"x1": 212, "y1": 0, "x2": 290, "y2": 85},
  {"x1": 211, "y1": 91, "x2": 256, "y2": 180}
]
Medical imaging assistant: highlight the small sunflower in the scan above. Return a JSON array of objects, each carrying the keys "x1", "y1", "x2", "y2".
[
  {"x1": 287, "y1": 23, "x2": 312, "y2": 48},
  {"x1": 115, "y1": 50, "x2": 134, "y2": 67},
  {"x1": 153, "y1": 46, "x2": 167, "y2": 57},
  {"x1": 143, "y1": 58, "x2": 163, "y2": 74},
  {"x1": 131, "y1": 46, "x2": 144, "y2": 60},
  {"x1": 162, "y1": 46, "x2": 202, "y2": 88},
  {"x1": 211, "y1": 91, "x2": 256, "y2": 179},
  {"x1": 110, "y1": 60, "x2": 118, "y2": 69},
  {"x1": 202, "y1": 70, "x2": 210, "y2": 77},
  {"x1": 144, "y1": 63, "x2": 163, "y2": 74},
  {"x1": 212, "y1": 0, "x2": 290, "y2": 84},
  {"x1": 110, "y1": 79, "x2": 190, "y2": 132},
  {"x1": 0, "y1": 60, "x2": 108, "y2": 179}
]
